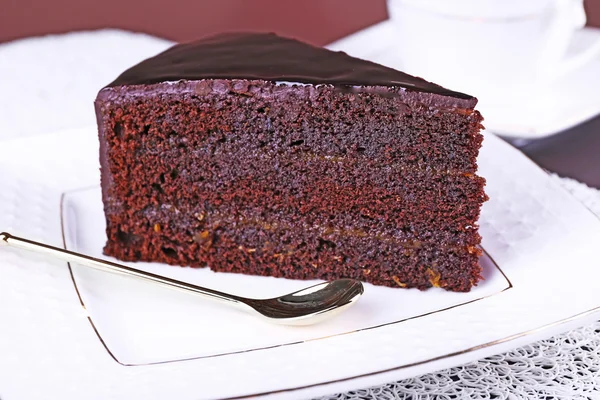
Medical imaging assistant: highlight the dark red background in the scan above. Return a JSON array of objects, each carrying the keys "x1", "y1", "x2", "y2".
[{"x1": 1, "y1": 0, "x2": 599, "y2": 44}]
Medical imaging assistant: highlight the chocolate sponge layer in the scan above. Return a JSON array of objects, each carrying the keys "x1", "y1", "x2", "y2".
[{"x1": 96, "y1": 79, "x2": 486, "y2": 292}]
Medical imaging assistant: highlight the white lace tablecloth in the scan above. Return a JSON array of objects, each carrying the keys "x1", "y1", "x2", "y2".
[{"x1": 1, "y1": 30, "x2": 599, "y2": 400}]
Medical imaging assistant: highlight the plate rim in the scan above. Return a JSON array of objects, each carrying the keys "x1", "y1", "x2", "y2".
[{"x1": 224, "y1": 305, "x2": 600, "y2": 399}]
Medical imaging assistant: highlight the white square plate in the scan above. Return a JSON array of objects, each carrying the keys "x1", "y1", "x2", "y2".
[
  {"x1": 61, "y1": 187, "x2": 510, "y2": 366},
  {"x1": 1, "y1": 127, "x2": 600, "y2": 400}
]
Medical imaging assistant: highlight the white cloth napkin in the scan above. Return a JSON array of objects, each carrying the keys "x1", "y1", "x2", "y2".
[{"x1": 0, "y1": 30, "x2": 172, "y2": 140}]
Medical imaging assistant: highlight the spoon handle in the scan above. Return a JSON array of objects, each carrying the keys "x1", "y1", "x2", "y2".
[{"x1": 0, "y1": 232, "x2": 248, "y2": 309}]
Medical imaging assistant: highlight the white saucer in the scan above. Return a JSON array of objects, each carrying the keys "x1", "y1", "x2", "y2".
[{"x1": 328, "y1": 22, "x2": 600, "y2": 139}]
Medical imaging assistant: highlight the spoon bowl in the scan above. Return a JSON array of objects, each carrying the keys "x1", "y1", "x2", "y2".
[{"x1": 244, "y1": 279, "x2": 364, "y2": 325}]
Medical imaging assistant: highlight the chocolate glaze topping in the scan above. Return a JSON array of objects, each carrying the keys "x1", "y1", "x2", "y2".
[{"x1": 107, "y1": 32, "x2": 474, "y2": 103}]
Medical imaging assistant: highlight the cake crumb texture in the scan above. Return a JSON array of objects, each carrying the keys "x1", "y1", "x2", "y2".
[{"x1": 97, "y1": 77, "x2": 486, "y2": 292}]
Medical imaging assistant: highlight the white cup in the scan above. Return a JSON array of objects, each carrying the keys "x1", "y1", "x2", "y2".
[{"x1": 387, "y1": 0, "x2": 600, "y2": 104}]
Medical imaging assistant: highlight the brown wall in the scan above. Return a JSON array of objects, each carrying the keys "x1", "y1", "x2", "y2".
[
  {"x1": 586, "y1": 0, "x2": 600, "y2": 27},
  {"x1": 1, "y1": 0, "x2": 599, "y2": 45},
  {"x1": 0, "y1": 0, "x2": 387, "y2": 45}
]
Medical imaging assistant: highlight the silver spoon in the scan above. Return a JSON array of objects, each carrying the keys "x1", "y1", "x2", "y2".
[{"x1": 0, "y1": 232, "x2": 363, "y2": 326}]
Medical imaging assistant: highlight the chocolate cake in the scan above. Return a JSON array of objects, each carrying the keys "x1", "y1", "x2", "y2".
[{"x1": 95, "y1": 32, "x2": 487, "y2": 292}]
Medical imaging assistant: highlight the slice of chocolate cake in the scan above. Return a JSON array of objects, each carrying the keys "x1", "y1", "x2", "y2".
[{"x1": 95, "y1": 32, "x2": 487, "y2": 292}]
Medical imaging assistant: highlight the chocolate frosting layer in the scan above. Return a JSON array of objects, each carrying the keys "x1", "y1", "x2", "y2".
[{"x1": 107, "y1": 32, "x2": 474, "y2": 103}]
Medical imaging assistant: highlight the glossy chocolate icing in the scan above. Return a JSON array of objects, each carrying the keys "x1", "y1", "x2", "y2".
[{"x1": 107, "y1": 32, "x2": 474, "y2": 103}]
